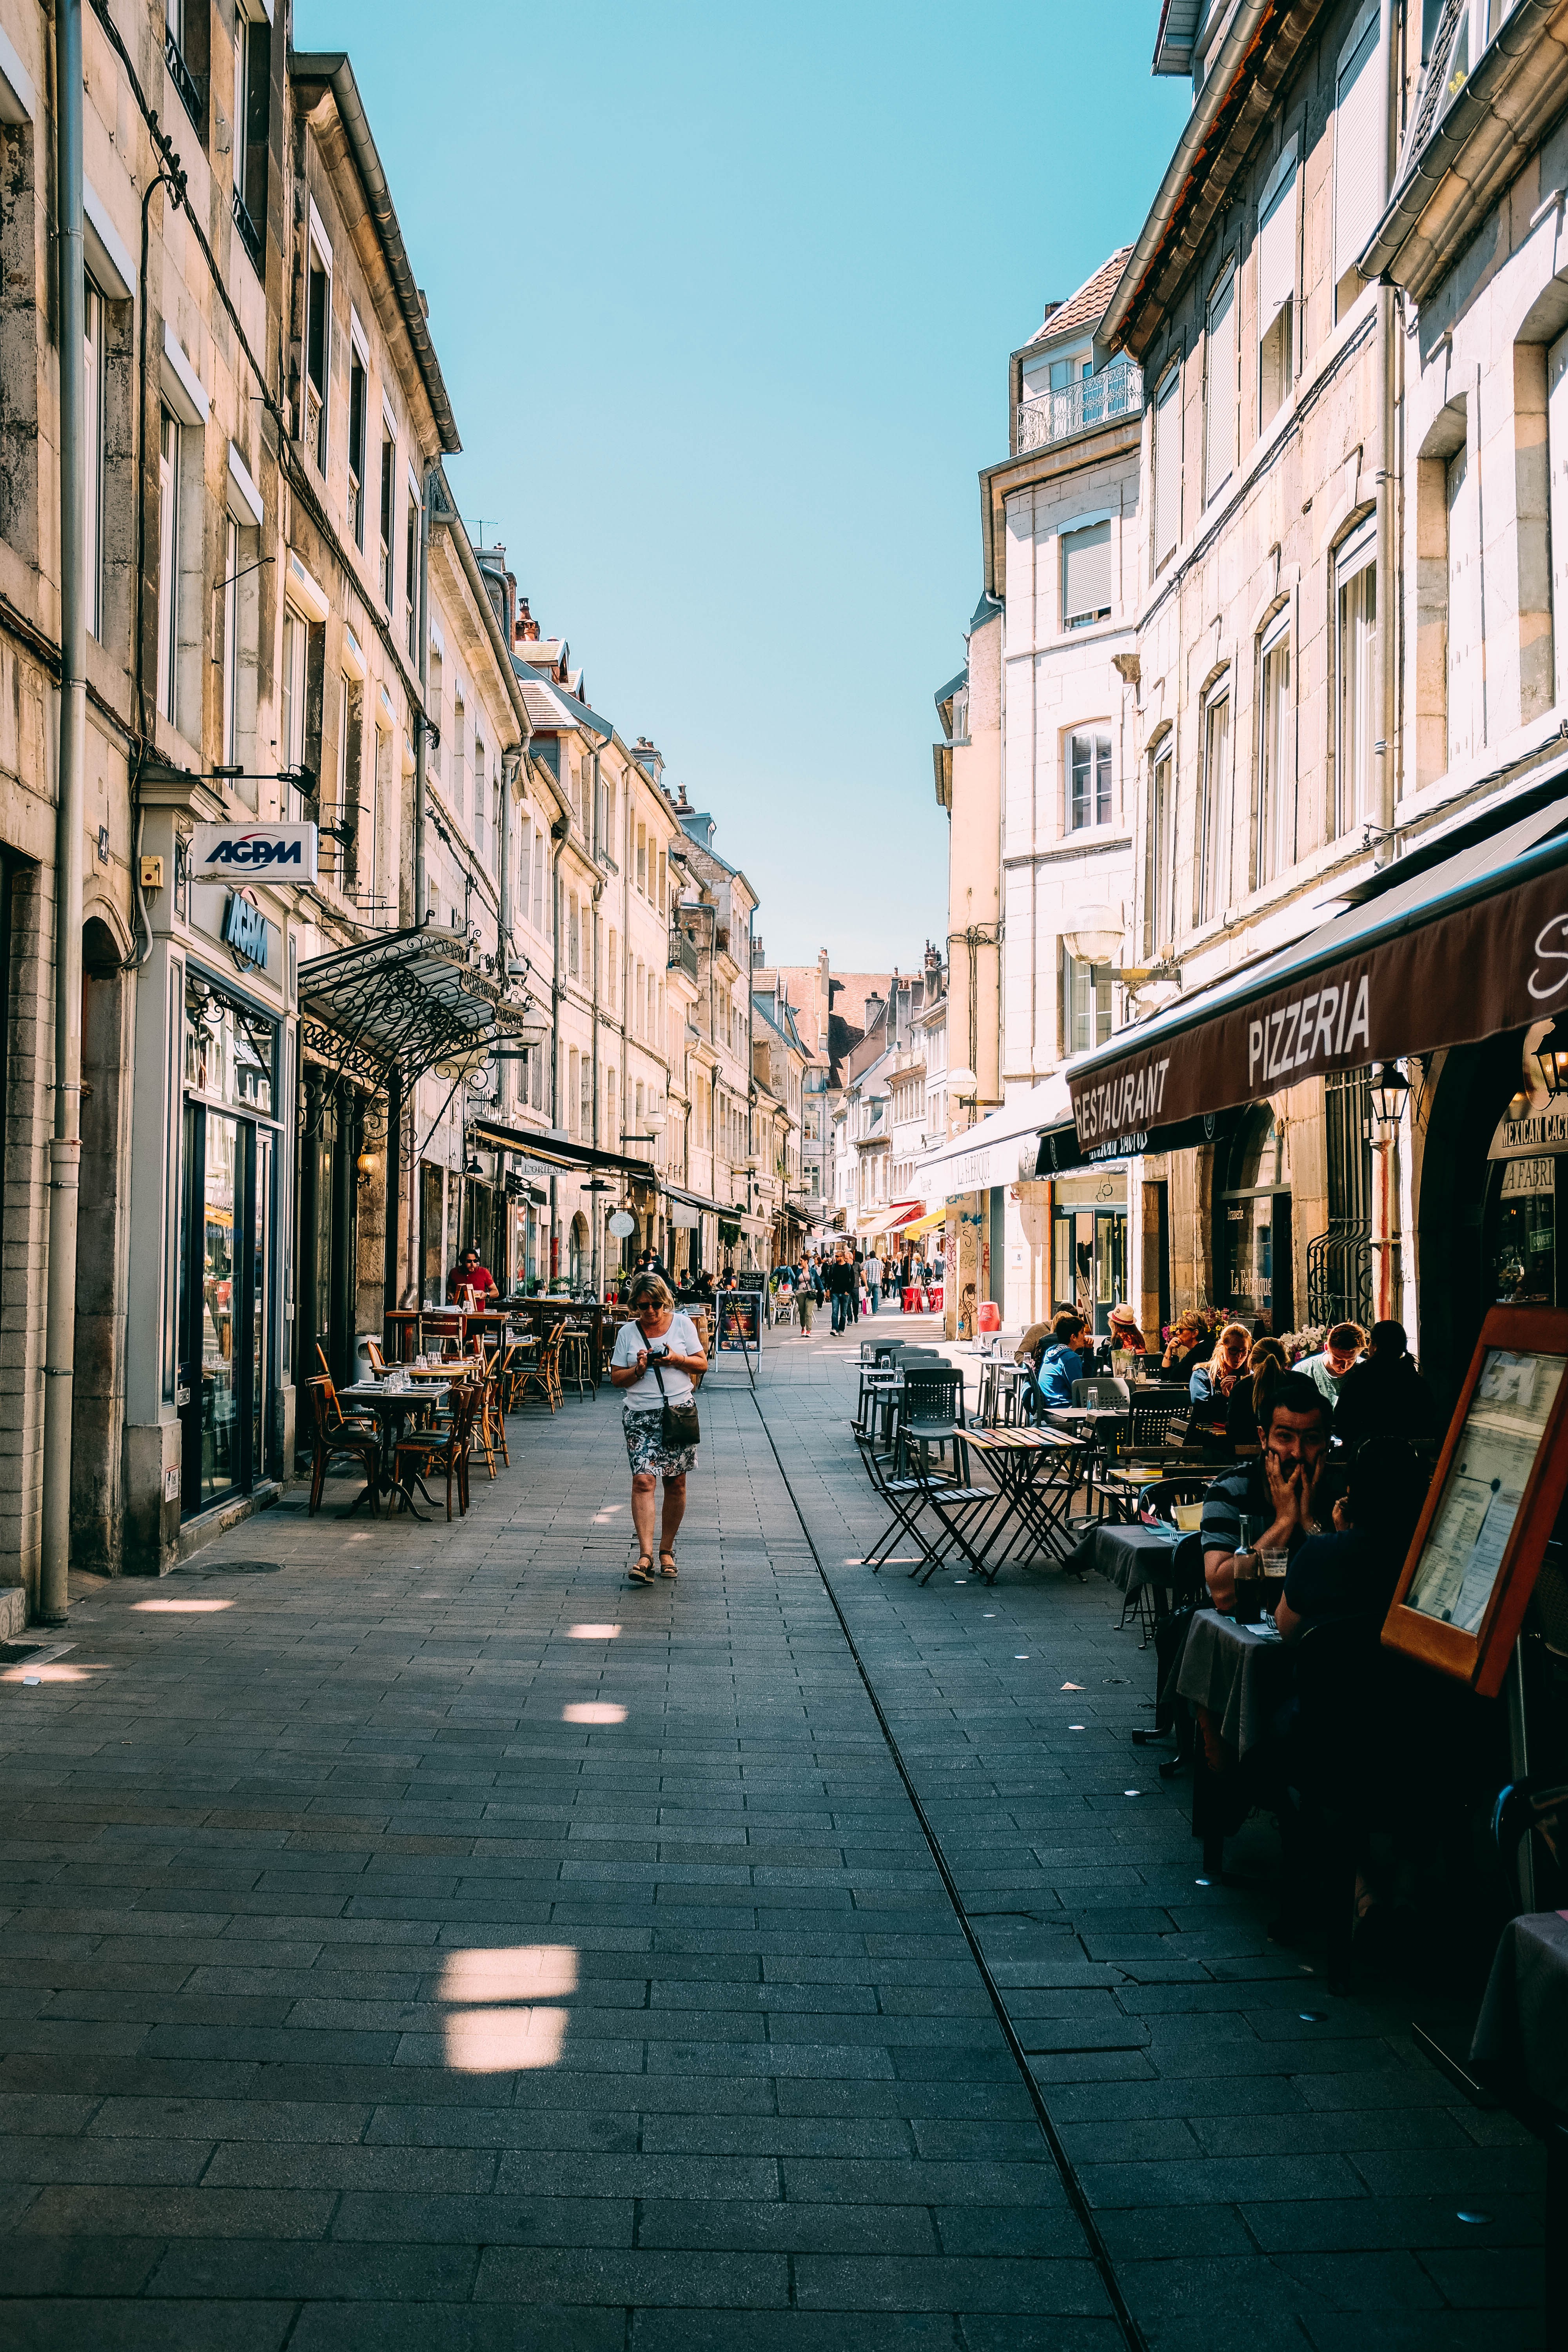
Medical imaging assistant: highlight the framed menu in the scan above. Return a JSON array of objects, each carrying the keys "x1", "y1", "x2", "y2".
[{"x1": 1383, "y1": 1305, "x2": 1568, "y2": 1696}]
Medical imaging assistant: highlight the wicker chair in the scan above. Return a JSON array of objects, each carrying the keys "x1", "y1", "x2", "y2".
[{"x1": 305, "y1": 1377, "x2": 380, "y2": 1516}]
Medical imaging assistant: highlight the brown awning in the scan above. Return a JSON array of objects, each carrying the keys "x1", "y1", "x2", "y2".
[{"x1": 1066, "y1": 795, "x2": 1568, "y2": 1160}]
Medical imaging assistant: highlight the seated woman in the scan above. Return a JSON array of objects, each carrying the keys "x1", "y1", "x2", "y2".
[
  {"x1": 1274, "y1": 1438, "x2": 1431, "y2": 1639},
  {"x1": 1189, "y1": 1321, "x2": 1251, "y2": 1416},
  {"x1": 1225, "y1": 1336, "x2": 1288, "y2": 1449},
  {"x1": 1161, "y1": 1310, "x2": 1214, "y2": 1384}
]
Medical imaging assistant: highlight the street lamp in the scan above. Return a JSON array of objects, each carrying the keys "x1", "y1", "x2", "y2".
[
  {"x1": 1534, "y1": 1020, "x2": 1568, "y2": 1099},
  {"x1": 1368, "y1": 1061, "x2": 1409, "y2": 1139},
  {"x1": 1060, "y1": 909, "x2": 1178, "y2": 993}
]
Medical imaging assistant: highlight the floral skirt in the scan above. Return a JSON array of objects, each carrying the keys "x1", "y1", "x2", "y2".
[{"x1": 622, "y1": 1405, "x2": 697, "y2": 1478}]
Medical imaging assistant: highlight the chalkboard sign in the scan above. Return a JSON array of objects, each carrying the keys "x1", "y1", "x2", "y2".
[{"x1": 1383, "y1": 1305, "x2": 1568, "y2": 1697}]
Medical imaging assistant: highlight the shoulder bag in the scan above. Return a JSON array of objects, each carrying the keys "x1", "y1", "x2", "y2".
[{"x1": 650, "y1": 1347, "x2": 701, "y2": 1450}]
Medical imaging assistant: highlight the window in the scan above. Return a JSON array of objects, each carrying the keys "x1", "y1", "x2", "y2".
[
  {"x1": 233, "y1": 16, "x2": 270, "y2": 266},
  {"x1": 280, "y1": 609, "x2": 306, "y2": 816},
  {"x1": 1335, "y1": 520, "x2": 1377, "y2": 833},
  {"x1": 474, "y1": 740, "x2": 487, "y2": 863},
  {"x1": 1152, "y1": 365, "x2": 1181, "y2": 571},
  {"x1": 452, "y1": 690, "x2": 466, "y2": 821},
  {"x1": 608, "y1": 929, "x2": 618, "y2": 1010},
  {"x1": 1060, "y1": 945, "x2": 1113, "y2": 1055},
  {"x1": 305, "y1": 241, "x2": 329, "y2": 470},
  {"x1": 1204, "y1": 267, "x2": 1237, "y2": 501},
  {"x1": 1197, "y1": 682, "x2": 1230, "y2": 924},
  {"x1": 361, "y1": 720, "x2": 387, "y2": 913},
  {"x1": 1143, "y1": 742, "x2": 1172, "y2": 960},
  {"x1": 1062, "y1": 520, "x2": 1112, "y2": 630},
  {"x1": 378, "y1": 424, "x2": 394, "y2": 606},
  {"x1": 580, "y1": 1056, "x2": 592, "y2": 1139},
  {"x1": 426, "y1": 646, "x2": 442, "y2": 778},
  {"x1": 568, "y1": 1048, "x2": 580, "y2": 1134},
  {"x1": 221, "y1": 514, "x2": 239, "y2": 768},
  {"x1": 637, "y1": 824, "x2": 647, "y2": 892},
  {"x1": 84, "y1": 279, "x2": 105, "y2": 641},
  {"x1": 532, "y1": 822, "x2": 544, "y2": 933},
  {"x1": 1446, "y1": 439, "x2": 1479, "y2": 767},
  {"x1": 347, "y1": 341, "x2": 366, "y2": 547},
  {"x1": 1256, "y1": 612, "x2": 1294, "y2": 884},
  {"x1": 156, "y1": 408, "x2": 179, "y2": 724},
  {"x1": 405, "y1": 476, "x2": 419, "y2": 654},
  {"x1": 1334, "y1": 4, "x2": 1384, "y2": 321},
  {"x1": 1257, "y1": 143, "x2": 1296, "y2": 430},
  {"x1": 1067, "y1": 730, "x2": 1112, "y2": 829},
  {"x1": 164, "y1": 0, "x2": 207, "y2": 136},
  {"x1": 568, "y1": 894, "x2": 580, "y2": 980}
]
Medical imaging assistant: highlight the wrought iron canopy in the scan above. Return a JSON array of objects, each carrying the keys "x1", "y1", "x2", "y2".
[{"x1": 298, "y1": 927, "x2": 533, "y2": 1093}]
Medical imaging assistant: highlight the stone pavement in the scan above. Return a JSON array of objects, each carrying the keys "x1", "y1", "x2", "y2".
[{"x1": 0, "y1": 1314, "x2": 1544, "y2": 2350}]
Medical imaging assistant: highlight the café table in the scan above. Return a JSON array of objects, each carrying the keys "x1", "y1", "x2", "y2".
[
  {"x1": 1174, "y1": 1606, "x2": 1296, "y2": 1873},
  {"x1": 936, "y1": 1425, "x2": 1088, "y2": 1580},
  {"x1": 383, "y1": 1307, "x2": 508, "y2": 1361},
  {"x1": 1063, "y1": 1516, "x2": 1184, "y2": 1596},
  {"x1": 1471, "y1": 1909, "x2": 1568, "y2": 2332},
  {"x1": 339, "y1": 1377, "x2": 451, "y2": 1519}
]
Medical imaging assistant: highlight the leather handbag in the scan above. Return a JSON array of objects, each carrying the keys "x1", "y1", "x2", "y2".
[{"x1": 650, "y1": 1351, "x2": 701, "y2": 1450}]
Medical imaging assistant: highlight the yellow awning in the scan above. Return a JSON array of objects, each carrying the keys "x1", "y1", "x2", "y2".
[{"x1": 900, "y1": 1209, "x2": 947, "y2": 1239}]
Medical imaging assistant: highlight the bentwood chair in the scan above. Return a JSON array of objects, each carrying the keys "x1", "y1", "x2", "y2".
[
  {"x1": 305, "y1": 1377, "x2": 380, "y2": 1517},
  {"x1": 392, "y1": 1379, "x2": 484, "y2": 1519},
  {"x1": 517, "y1": 1323, "x2": 565, "y2": 1413}
]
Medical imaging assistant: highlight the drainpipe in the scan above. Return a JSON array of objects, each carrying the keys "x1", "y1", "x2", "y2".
[
  {"x1": 40, "y1": 0, "x2": 85, "y2": 1626},
  {"x1": 412, "y1": 458, "x2": 436, "y2": 923},
  {"x1": 498, "y1": 746, "x2": 519, "y2": 956}
]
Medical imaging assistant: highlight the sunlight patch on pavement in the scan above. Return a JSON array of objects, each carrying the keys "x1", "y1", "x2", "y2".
[
  {"x1": 439, "y1": 1944, "x2": 577, "y2": 2074},
  {"x1": 444, "y1": 2005, "x2": 569, "y2": 2072},
  {"x1": 562, "y1": 1701, "x2": 627, "y2": 1724},
  {"x1": 440, "y1": 1945, "x2": 578, "y2": 2000},
  {"x1": 134, "y1": 1597, "x2": 234, "y2": 1612},
  {"x1": 567, "y1": 1624, "x2": 621, "y2": 1639},
  {"x1": 3, "y1": 1662, "x2": 108, "y2": 1682}
]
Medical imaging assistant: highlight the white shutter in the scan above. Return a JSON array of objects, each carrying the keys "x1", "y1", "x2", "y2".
[
  {"x1": 1062, "y1": 521, "x2": 1112, "y2": 623},
  {"x1": 1204, "y1": 269, "x2": 1236, "y2": 500},
  {"x1": 1257, "y1": 163, "x2": 1296, "y2": 334},
  {"x1": 1154, "y1": 368, "x2": 1181, "y2": 564},
  {"x1": 1334, "y1": 12, "x2": 1384, "y2": 292}
]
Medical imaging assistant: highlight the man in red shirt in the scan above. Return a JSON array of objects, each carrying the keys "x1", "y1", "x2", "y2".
[{"x1": 448, "y1": 1249, "x2": 497, "y2": 1305}]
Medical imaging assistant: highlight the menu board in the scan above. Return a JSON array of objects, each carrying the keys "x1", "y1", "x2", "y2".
[
  {"x1": 1404, "y1": 1350, "x2": 1564, "y2": 1632},
  {"x1": 1384, "y1": 1307, "x2": 1568, "y2": 1696}
]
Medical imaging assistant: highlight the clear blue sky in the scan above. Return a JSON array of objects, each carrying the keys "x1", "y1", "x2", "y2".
[{"x1": 296, "y1": 0, "x2": 1189, "y2": 970}]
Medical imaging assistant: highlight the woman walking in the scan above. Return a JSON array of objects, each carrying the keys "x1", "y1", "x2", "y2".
[{"x1": 609, "y1": 1274, "x2": 707, "y2": 1584}]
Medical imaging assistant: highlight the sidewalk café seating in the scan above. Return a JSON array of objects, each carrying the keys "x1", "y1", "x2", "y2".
[
  {"x1": 977, "y1": 1359, "x2": 1027, "y2": 1428},
  {"x1": 852, "y1": 1426, "x2": 993, "y2": 1580},
  {"x1": 392, "y1": 1377, "x2": 485, "y2": 1520},
  {"x1": 1071, "y1": 1376, "x2": 1131, "y2": 1408},
  {"x1": 558, "y1": 1323, "x2": 594, "y2": 1400},
  {"x1": 311, "y1": 1360, "x2": 378, "y2": 1440},
  {"x1": 365, "y1": 1339, "x2": 388, "y2": 1376},
  {"x1": 895, "y1": 1367, "x2": 965, "y2": 1474},
  {"x1": 468, "y1": 1355, "x2": 510, "y2": 1478},
  {"x1": 1114, "y1": 1473, "x2": 1210, "y2": 1639},
  {"x1": 305, "y1": 1376, "x2": 381, "y2": 1517},
  {"x1": 495, "y1": 1338, "x2": 527, "y2": 1414},
  {"x1": 517, "y1": 1322, "x2": 565, "y2": 1412},
  {"x1": 855, "y1": 1365, "x2": 902, "y2": 1441},
  {"x1": 953, "y1": 1425, "x2": 1087, "y2": 1578}
]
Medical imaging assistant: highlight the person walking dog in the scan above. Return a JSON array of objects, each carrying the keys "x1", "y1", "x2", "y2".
[{"x1": 609, "y1": 1273, "x2": 706, "y2": 1584}]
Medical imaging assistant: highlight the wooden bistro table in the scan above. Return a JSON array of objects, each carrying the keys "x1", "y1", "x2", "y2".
[
  {"x1": 916, "y1": 1425, "x2": 1087, "y2": 1582},
  {"x1": 338, "y1": 1378, "x2": 450, "y2": 1519}
]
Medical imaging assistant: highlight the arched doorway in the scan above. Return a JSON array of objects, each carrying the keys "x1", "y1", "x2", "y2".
[
  {"x1": 73, "y1": 917, "x2": 131, "y2": 1570},
  {"x1": 1214, "y1": 1103, "x2": 1292, "y2": 1334},
  {"x1": 568, "y1": 1211, "x2": 589, "y2": 1287}
]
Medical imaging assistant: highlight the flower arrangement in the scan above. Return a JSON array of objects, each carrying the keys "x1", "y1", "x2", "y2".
[{"x1": 1277, "y1": 1325, "x2": 1326, "y2": 1365}]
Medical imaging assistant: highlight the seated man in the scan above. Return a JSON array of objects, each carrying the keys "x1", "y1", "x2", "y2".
[
  {"x1": 1296, "y1": 1321, "x2": 1365, "y2": 1408},
  {"x1": 1199, "y1": 1372, "x2": 1333, "y2": 1614},
  {"x1": 447, "y1": 1247, "x2": 497, "y2": 1305},
  {"x1": 1028, "y1": 1310, "x2": 1093, "y2": 1414},
  {"x1": 1274, "y1": 1439, "x2": 1430, "y2": 1639}
]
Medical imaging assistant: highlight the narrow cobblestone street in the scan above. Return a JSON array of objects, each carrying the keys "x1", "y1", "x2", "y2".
[{"x1": 0, "y1": 1323, "x2": 1546, "y2": 2350}]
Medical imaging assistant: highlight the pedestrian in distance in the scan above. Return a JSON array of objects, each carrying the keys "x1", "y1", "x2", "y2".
[
  {"x1": 867, "y1": 1254, "x2": 882, "y2": 1314},
  {"x1": 609, "y1": 1273, "x2": 707, "y2": 1585},
  {"x1": 849, "y1": 1248, "x2": 863, "y2": 1323}
]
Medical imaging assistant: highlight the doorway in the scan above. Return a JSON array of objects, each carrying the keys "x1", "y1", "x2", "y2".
[{"x1": 73, "y1": 918, "x2": 130, "y2": 1567}]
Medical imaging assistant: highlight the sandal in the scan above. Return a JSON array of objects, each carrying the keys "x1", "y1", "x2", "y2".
[
  {"x1": 628, "y1": 1556, "x2": 654, "y2": 1584},
  {"x1": 659, "y1": 1552, "x2": 679, "y2": 1578}
]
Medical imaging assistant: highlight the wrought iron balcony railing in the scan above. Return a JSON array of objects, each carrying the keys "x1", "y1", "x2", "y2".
[
  {"x1": 231, "y1": 184, "x2": 263, "y2": 272},
  {"x1": 165, "y1": 28, "x2": 204, "y2": 134},
  {"x1": 667, "y1": 928, "x2": 699, "y2": 980},
  {"x1": 1016, "y1": 357, "x2": 1143, "y2": 454}
]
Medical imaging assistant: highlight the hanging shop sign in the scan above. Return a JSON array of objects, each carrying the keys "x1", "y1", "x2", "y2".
[
  {"x1": 191, "y1": 821, "x2": 318, "y2": 886},
  {"x1": 221, "y1": 891, "x2": 269, "y2": 971},
  {"x1": 607, "y1": 1210, "x2": 636, "y2": 1238},
  {"x1": 667, "y1": 1204, "x2": 699, "y2": 1229},
  {"x1": 1488, "y1": 1094, "x2": 1568, "y2": 1161}
]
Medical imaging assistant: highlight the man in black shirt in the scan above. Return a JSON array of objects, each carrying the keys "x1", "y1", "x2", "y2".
[{"x1": 1199, "y1": 1372, "x2": 1332, "y2": 1614}]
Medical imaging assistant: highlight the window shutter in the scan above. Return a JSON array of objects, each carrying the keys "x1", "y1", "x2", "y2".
[
  {"x1": 1154, "y1": 370, "x2": 1181, "y2": 564},
  {"x1": 1062, "y1": 520, "x2": 1112, "y2": 623},
  {"x1": 1257, "y1": 165, "x2": 1296, "y2": 333},
  {"x1": 1204, "y1": 270, "x2": 1236, "y2": 499},
  {"x1": 1334, "y1": 15, "x2": 1384, "y2": 289}
]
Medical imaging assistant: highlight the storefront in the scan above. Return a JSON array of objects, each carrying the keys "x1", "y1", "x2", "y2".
[
  {"x1": 1051, "y1": 1168, "x2": 1128, "y2": 1335},
  {"x1": 178, "y1": 971, "x2": 281, "y2": 1518}
]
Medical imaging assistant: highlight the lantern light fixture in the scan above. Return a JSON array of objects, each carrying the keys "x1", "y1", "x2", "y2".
[{"x1": 1368, "y1": 1061, "x2": 1410, "y2": 1131}]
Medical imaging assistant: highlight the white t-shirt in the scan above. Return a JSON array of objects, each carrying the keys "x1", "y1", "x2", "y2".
[{"x1": 612, "y1": 1312, "x2": 702, "y2": 1408}]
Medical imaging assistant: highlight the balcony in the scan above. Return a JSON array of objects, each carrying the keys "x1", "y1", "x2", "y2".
[
  {"x1": 165, "y1": 27, "x2": 205, "y2": 134},
  {"x1": 231, "y1": 184, "x2": 263, "y2": 272},
  {"x1": 1016, "y1": 357, "x2": 1142, "y2": 454},
  {"x1": 667, "y1": 928, "x2": 699, "y2": 981}
]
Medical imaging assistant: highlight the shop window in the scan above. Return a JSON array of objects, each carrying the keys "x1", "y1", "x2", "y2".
[
  {"x1": 1256, "y1": 610, "x2": 1294, "y2": 885},
  {"x1": 1203, "y1": 265, "x2": 1236, "y2": 502},
  {"x1": 1334, "y1": 518, "x2": 1377, "y2": 834},
  {"x1": 1143, "y1": 740, "x2": 1172, "y2": 960},
  {"x1": 1067, "y1": 729, "x2": 1112, "y2": 830},
  {"x1": 1062, "y1": 521, "x2": 1112, "y2": 630},
  {"x1": 1196, "y1": 680, "x2": 1229, "y2": 924}
]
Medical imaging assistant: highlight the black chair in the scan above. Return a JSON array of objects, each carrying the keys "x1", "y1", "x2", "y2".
[
  {"x1": 1130, "y1": 1399, "x2": 1192, "y2": 1451},
  {"x1": 897, "y1": 1368, "x2": 965, "y2": 1476},
  {"x1": 851, "y1": 1427, "x2": 978, "y2": 1577}
]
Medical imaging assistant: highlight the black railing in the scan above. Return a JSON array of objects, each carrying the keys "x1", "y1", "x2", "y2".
[
  {"x1": 667, "y1": 929, "x2": 699, "y2": 980},
  {"x1": 165, "y1": 28, "x2": 204, "y2": 132},
  {"x1": 231, "y1": 183, "x2": 263, "y2": 270}
]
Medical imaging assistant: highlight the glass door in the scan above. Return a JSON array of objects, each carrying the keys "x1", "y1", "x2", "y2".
[
  {"x1": 180, "y1": 1107, "x2": 270, "y2": 1518},
  {"x1": 252, "y1": 1131, "x2": 270, "y2": 1479}
]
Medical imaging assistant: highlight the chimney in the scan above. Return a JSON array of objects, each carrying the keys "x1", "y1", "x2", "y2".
[
  {"x1": 674, "y1": 783, "x2": 692, "y2": 813},
  {"x1": 514, "y1": 595, "x2": 541, "y2": 644},
  {"x1": 631, "y1": 737, "x2": 664, "y2": 786}
]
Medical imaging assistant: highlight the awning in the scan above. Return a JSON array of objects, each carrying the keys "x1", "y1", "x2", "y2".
[
  {"x1": 857, "y1": 1198, "x2": 923, "y2": 1239},
  {"x1": 901, "y1": 1208, "x2": 947, "y2": 1240},
  {"x1": 467, "y1": 1118, "x2": 655, "y2": 1186},
  {"x1": 1065, "y1": 792, "x2": 1568, "y2": 1161},
  {"x1": 298, "y1": 927, "x2": 535, "y2": 1091},
  {"x1": 916, "y1": 1074, "x2": 1072, "y2": 1195}
]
